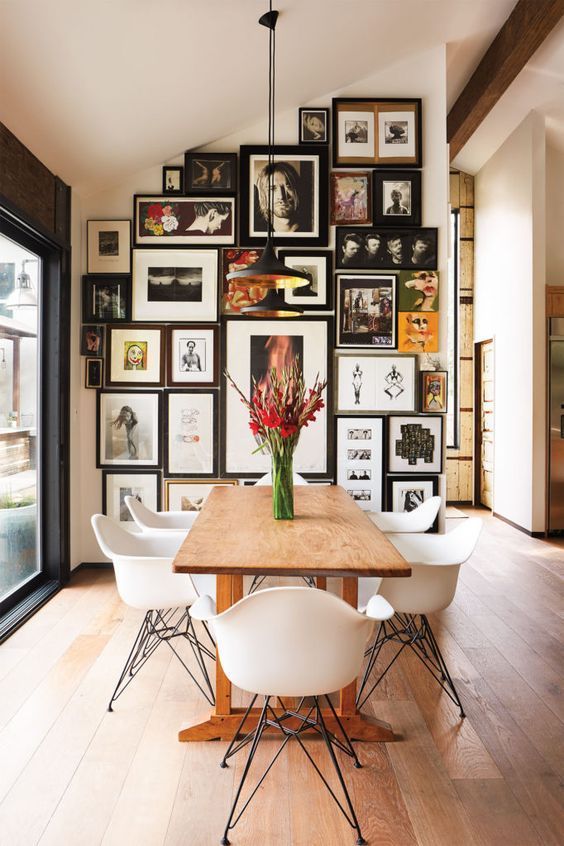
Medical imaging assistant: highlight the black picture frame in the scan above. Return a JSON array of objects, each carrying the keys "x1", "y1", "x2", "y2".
[
  {"x1": 82, "y1": 274, "x2": 131, "y2": 323},
  {"x1": 335, "y1": 414, "x2": 386, "y2": 511},
  {"x1": 421, "y1": 370, "x2": 448, "y2": 413},
  {"x1": 278, "y1": 249, "x2": 333, "y2": 311},
  {"x1": 335, "y1": 226, "x2": 437, "y2": 271},
  {"x1": 133, "y1": 195, "x2": 236, "y2": 246},
  {"x1": 373, "y1": 170, "x2": 421, "y2": 227},
  {"x1": 386, "y1": 473, "x2": 439, "y2": 532},
  {"x1": 336, "y1": 274, "x2": 398, "y2": 349},
  {"x1": 166, "y1": 324, "x2": 220, "y2": 387},
  {"x1": 184, "y1": 152, "x2": 238, "y2": 195},
  {"x1": 81, "y1": 324, "x2": 104, "y2": 356},
  {"x1": 102, "y1": 469, "x2": 162, "y2": 524},
  {"x1": 162, "y1": 165, "x2": 184, "y2": 195},
  {"x1": 332, "y1": 97, "x2": 422, "y2": 168},
  {"x1": 164, "y1": 388, "x2": 219, "y2": 478},
  {"x1": 96, "y1": 390, "x2": 162, "y2": 469},
  {"x1": 239, "y1": 144, "x2": 329, "y2": 247},
  {"x1": 106, "y1": 323, "x2": 166, "y2": 388},
  {"x1": 298, "y1": 107, "x2": 330, "y2": 144},
  {"x1": 85, "y1": 357, "x2": 103, "y2": 389}
]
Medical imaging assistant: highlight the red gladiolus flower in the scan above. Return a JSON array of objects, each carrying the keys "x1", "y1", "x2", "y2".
[
  {"x1": 280, "y1": 422, "x2": 298, "y2": 438},
  {"x1": 260, "y1": 408, "x2": 282, "y2": 428},
  {"x1": 249, "y1": 420, "x2": 261, "y2": 435},
  {"x1": 147, "y1": 203, "x2": 164, "y2": 220}
]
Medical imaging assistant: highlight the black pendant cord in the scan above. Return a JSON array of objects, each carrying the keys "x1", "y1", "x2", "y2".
[{"x1": 260, "y1": 0, "x2": 277, "y2": 242}]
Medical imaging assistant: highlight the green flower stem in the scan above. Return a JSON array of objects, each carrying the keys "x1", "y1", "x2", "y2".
[{"x1": 271, "y1": 450, "x2": 295, "y2": 520}]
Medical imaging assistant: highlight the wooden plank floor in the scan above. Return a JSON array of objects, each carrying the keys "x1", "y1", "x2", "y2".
[{"x1": 0, "y1": 509, "x2": 562, "y2": 845}]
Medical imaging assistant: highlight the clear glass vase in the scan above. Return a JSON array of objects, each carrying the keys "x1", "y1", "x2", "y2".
[{"x1": 271, "y1": 451, "x2": 294, "y2": 520}]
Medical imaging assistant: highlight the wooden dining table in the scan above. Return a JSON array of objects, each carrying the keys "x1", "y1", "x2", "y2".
[{"x1": 172, "y1": 484, "x2": 411, "y2": 743}]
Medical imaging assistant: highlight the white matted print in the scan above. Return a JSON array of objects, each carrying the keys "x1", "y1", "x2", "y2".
[
  {"x1": 378, "y1": 110, "x2": 416, "y2": 159},
  {"x1": 166, "y1": 391, "x2": 216, "y2": 476},
  {"x1": 98, "y1": 392, "x2": 160, "y2": 467},
  {"x1": 132, "y1": 249, "x2": 218, "y2": 322},
  {"x1": 388, "y1": 476, "x2": 437, "y2": 513},
  {"x1": 280, "y1": 251, "x2": 332, "y2": 310},
  {"x1": 338, "y1": 110, "x2": 375, "y2": 159},
  {"x1": 337, "y1": 417, "x2": 384, "y2": 511},
  {"x1": 388, "y1": 415, "x2": 443, "y2": 474},
  {"x1": 336, "y1": 354, "x2": 416, "y2": 413},
  {"x1": 103, "y1": 472, "x2": 160, "y2": 526},
  {"x1": 87, "y1": 220, "x2": 131, "y2": 274},
  {"x1": 223, "y1": 319, "x2": 330, "y2": 475},
  {"x1": 107, "y1": 324, "x2": 164, "y2": 386},
  {"x1": 165, "y1": 479, "x2": 238, "y2": 512},
  {"x1": 167, "y1": 325, "x2": 218, "y2": 386}
]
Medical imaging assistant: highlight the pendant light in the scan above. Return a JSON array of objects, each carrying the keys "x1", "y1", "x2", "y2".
[{"x1": 227, "y1": 2, "x2": 309, "y2": 317}]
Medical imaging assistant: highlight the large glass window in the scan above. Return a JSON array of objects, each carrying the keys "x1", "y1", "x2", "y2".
[{"x1": 447, "y1": 210, "x2": 459, "y2": 449}]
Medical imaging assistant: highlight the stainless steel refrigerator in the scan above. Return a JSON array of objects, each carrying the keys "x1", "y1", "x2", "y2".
[{"x1": 549, "y1": 318, "x2": 564, "y2": 532}]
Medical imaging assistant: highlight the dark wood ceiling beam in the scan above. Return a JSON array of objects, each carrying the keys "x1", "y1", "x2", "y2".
[{"x1": 448, "y1": 0, "x2": 564, "y2": 161}]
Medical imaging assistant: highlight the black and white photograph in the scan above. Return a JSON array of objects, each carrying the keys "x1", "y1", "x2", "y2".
[
  {"x1": 82, "y1": 275, "x2": 130, "y2": 323},
  {"x1": 106, "y1": 324, "x2": 165, "y2": 387},
  {"x1": 239, "y1": 145, "x2": 329, "y2": 247},
  {"x1": 134, "y1": 195, "x2": 235, "y2": 246},
  {"x1": 184, "y1": 152, "x2": 237, "y2": 194},
  {"x1": 80, "y1": 324, "x2": 104, "y2": 356},
  {"x1": 165, "y1": 479, "x2": 238, "y2": 512},
  {"x1": 299, "y1": 108, "x2": 329, "y2": 144},
  {"x1": 336, "y1": 416, "x2": 384, "y2": 511},
  {"x1": 165, "y1": 390, "x2": 217, "y2": 477},
  {"x1": 279, "y1": 250, "x2": 333, "y2": 311},
  {"x1": 97, "y1": 391, "x2": 161, "y2": 468},
  {"x1": 373, "y1": 170, "x2": 421, "y2": 226},
  {"x1": 332, "y1": 98, "x2": 421, "y2": 167},
  {"x1": 336, "y1": 227, "x2": 437, "y2": 270},
  {"x1": 386, "y1": 474, "x2": 439, "y2": 531},
  {"x1": 102, "y1": 471, "x2": 161, "y2": 526},
  {"x1": 336, "y1": 353, "x2": 417, "y2": 412},
  {"x1": 167, "y1": 324, "x2": 218, "y2": 386},
  {"x1": 87, "y1": 220, "x2": 131, "y2": 274},
  {"x1": 132, "y1": 249, "x2": 218, "y2": 322},
  {"x1": 85, "y1": 357, "x2": 103, "y2": 389},
  {"x1": 162, "y1": 165, "x2": 183, "y2": 194},
  {"x1": 388, "y1": 415, "x2": 443, "y2": 474},
  {"x1": 336, "y1": 275, "x2": 397, "y2": 348}
]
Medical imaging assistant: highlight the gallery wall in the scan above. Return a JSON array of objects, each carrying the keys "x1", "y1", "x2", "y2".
[{"x1": 70, "y1": 47, "x2": 449, "y2": 566}]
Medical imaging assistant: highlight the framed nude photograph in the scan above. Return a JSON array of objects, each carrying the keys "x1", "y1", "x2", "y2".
[
  {"x1": 162, "y1": 165, "x2": 183, "y2": 195},
  {"x1": 81, "y1": 324, "x2": 103, "y2": 356},
  {"x1": 165, "y1": 390, "x2": 218, "y2": 477},
  {"x1": 388, "y1": 414, "x2": 443, "y2": 474},
  {"x1": 298, "y1": 108, "x2": 330, "y2": 144},
  {"x1": 184, "y1": 152, "x2": 237, "y2": 194},
  {"x1": 106, "y1": 324, "x2": 165, "y2": 387},
  {"x1": 102, "y1": 470, "x2": 161, "y2": 526},
  {"x1": 336, "y1": 227, "x2": 437, "y2": 270},
  {"x1": 132, "y1": 248, "x2": 218, "y2": 322},
  {"x1": 222, "y1": 317, "x2": 333, "y2": 477},
  {"x1": 332, "y1": 98, "x2": 422, "y2": 168},
  {"x1": 221, "y1": 247, "x2": 264, "y2": 315},
  {"x1": 279, "y1": 249, "x2": 333, "y2": 311},
  {"x1": 336, "y1": 416, "x2": 385, "y2": 511},
  {"x1": 336, "y1": 274, "x2": 397, "y2": 348},
  {"x1": 97, "y1": 391, "x2": 161, "y2": 468},
  {"x1": 386, "y1": 474, "x2": 439, "y2": 531},
  {"x1": 82, "y1": 275, "x2": 130, "y2": 323},
  {"x1": 239, "y1": 145, "x2": 329, "y2": 247},
  {"x1": 134, "y1": 195, "x2": 235, "y2": 246},
  {"x1": 166, "y1": 324, "x2": 219, "y2": 386},
  {"x1": 330, "y1": 171, "x2": 372, "y2": 225},
  {"x1": 87, "y1": 220, "x2": 131, "y2": 274},
  {"x1": 373, "y1": 170, "x2": 421, "y2": 226},
  {"x1": 335, "y1": 353, "x2": 417, "y2": 413},
  {"x1": 165, "y1": 478, "x2": 238, "y2": 512}
]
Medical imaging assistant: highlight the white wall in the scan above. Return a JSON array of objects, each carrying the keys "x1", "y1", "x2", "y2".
[
  {"x1": 72, "y1": 46, "x2": 449, "y2": 565},
  {"x1": 474, "y1": 111, "x2": 546, "y2": 533},
  {"x1": 546, "y1": 141, "x2": 564, "y2": 284}
]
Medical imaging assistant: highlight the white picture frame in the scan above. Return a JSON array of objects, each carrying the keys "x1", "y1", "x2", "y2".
[
  {"x1": 337, "y1": 110, "x2": 375, "y2": 159},
  {"x1": 388, "y1": 415, "x2": 443, "y2": 474},
  {"x1": 87, "y1": 220, "x2": 131, "y2": 274},
  {"x1": 165, "y1": 390, "x2": 217, "y2": 477},
  {"x1": 336, "y1": 416, "x2": 384, "y2": 511},
  {"x1": 336, "y1": 354, "x2": 417, "y2": 413},
  {"x1": 132, "y1": 249, "x2": 218, "y2": 322},
  {"x1": 378, "y1": 110, "x2": 416, "y2": 160}
]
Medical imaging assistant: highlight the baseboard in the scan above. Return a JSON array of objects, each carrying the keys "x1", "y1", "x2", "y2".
[
  {"x1": 493, "y1": 512, "x2": 545, "y2": 538},
  {"x1": 446, "y1": 500, "x2": 473, "y2": 506},
  {"x1": 73, "y1": 561, "x2": 113, "y2": 572}
]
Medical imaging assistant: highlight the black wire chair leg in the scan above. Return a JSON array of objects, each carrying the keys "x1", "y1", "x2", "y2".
[
  {"x1": 323, "y1": 695, "x2": 362, "y2": 768},
  {"x1": 421, "y1": 615, "x2": 465, "y2": 718},
  {"x1": 248, "y1": 575, "x2": 268, "y2": 594},
  {"x1": 107, "y1": 612, "x2": 154, "y2": 712},
  {"x1": 220, "y1": 694, "x2": 259, "y2": 768},
  {"x1": 356, "y1": 637, "x2": 411, "y2": 711},
  {"x1": 154, "y1": 611, "x2": 215, "y2": 706}
]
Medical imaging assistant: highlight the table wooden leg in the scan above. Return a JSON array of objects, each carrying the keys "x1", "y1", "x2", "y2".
[{"x1": 316, "y1": 576, "x2": 327, "y2": 590}]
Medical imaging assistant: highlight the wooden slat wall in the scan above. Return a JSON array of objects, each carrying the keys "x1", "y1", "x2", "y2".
[{"x1": 447, "y1": 171, "x2": 474, "y2": 503}]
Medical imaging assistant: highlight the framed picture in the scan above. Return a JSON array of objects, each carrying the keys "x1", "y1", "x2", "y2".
[
  {"x1": 85, "y1": 357, "x2": 103, "y2": 389},
  {"x1": 184, "y1": 152, "x2": 237, "y2": 194},
  {"x1": 239, "y1": 145, "x2": 329, "y2": 247},
  {"x1": 386, "y1": 474, "x2": 439, "y2": 531},
  {"x1": 398, "y1": 311, "x2": 439, "y2": 353},
  {"x1": 222, "y1": 317, "x2": 333, "y2": 477},
  {"x1": 421, "y1": 370, "x2": 448, "y2": 413},
  {"x1": 103, "y1": 471, "x2": 161, "y2": 526},
  {"x1": 82, "y1": 275, "x2": 130, "y2": 323},
  {"x1": 398, "y1": 270, "x2": 439, "y2": 312},
  {"x1": 134, "y1": 195, "x2": 235, "y2": 246},
  {"x1": 106, "y1": 324, "x2": 165, "y2": 387},
  {"x1": 335, "y1": 353, "x2": 416, "y2": 413},
  {"x1": 97, "y1": 391, "x2": 161, "y2": 468},
  {"x1": 166, "y1": 324, "x2": 219, "y2": 386},
  {"x1": 81, "y1": 325, "x2": 104, "y2": 356},
  {"x1": 332, "y1": 98, "x2": 422, "y2": 168},
  {"x1": 336, "y1": 274, "x2": 397, "y2": 348},
  {"x1": 388, "y1": 415, "x2": 443, "y2": 474},
  {"x1": 162, "y1": 165, "x2": 183, "y2": 195},
  {"x1": 165, "y1": 390, "x2": 218, "y2": 477},
  {"x1": 165, "y1": 478, "x2": 238, "y2": 512},
  {"x1": 132, "y1": 248, "x2": 218, "y2": 322},
  {"x1": 336, "y1": 416, "x2": 385, "y2": 511},
  {"x1": 330, "y1": 171, "x2": 372, "y2": 225},
  {"x1": 87, "y1": 220, "x2": 131, "y2": 274},
  {"x1": 298, "y1": 108, "x2": 330, "y2": 144},
  {"x1": 336, "y1": 227, "x2": 437, "y2": 270},
  {"x1": 221, "y1": 247, "x2": 264, "y2": 314},
  {"x1": 373, "y1": 170, "x2": 421, "y2": 226},
  {"x1": 279, "y1": 249, "x2": 333, "y2": 311}
]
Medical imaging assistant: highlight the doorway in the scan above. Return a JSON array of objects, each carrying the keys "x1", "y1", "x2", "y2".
[{"x1": 475, "y1": 339, "x2": 494, "y2": 509}]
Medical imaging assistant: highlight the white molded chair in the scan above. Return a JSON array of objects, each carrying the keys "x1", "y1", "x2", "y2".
[
  {"x1": 368, "y1": 495, "x2": 441, "y2": 533},
  {"x1": 357, "y1": 518, "x2": 483, "y2": 718},
  {"x1": 190, "y1": 586, "x2": 394, "y2": 846},
  {"x1": 254, "y1": 470, "x2": 308, "y2": 486},
  {"x1": 91, "y1": 514, "x2": 215, "y2": 710},
  {"x1": 125, "y1": 495, "x2": 199, "y2": 532}
]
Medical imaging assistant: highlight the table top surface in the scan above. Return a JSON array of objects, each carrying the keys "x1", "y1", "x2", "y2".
[{"x1": 173, "y1": 485, "x2": 411, "y2": 577}]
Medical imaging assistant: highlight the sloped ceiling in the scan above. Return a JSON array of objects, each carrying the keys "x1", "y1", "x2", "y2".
[{"x1": 0, "y1": 0, "x2": 517, "y2": 194}]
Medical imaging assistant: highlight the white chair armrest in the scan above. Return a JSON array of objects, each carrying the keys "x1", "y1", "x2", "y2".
[
  {"x1": 365, "y1": 594, "x2": 394, "y2": 621},
  {"x1": 190, "y1": 594, "x2": 217, "y2": 621}
]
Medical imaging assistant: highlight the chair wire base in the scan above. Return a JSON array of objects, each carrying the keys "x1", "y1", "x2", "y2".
[
  {"x1": 108, "y1": 607, "x2": 215, "y2": 711},
  {"x1": 218, "y1": 695, "x2": 366, "y2": 845},
  {"x1": 356, "y1": 612, "x2": 465, "y2": 718},
  {"x1": 248, "y1": 575, "x2": 317, "y2": 594}
]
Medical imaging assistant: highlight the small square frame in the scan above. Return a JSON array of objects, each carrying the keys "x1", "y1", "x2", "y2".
[
  {"x1": 298, "y1": 107, "x2": 330, "y2": 144},
  {"x1": 162, "y1": 166, "x2": 184, "y2": 195}
]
